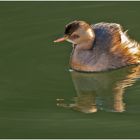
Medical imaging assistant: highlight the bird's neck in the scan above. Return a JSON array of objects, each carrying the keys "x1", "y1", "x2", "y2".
[{"x1": 76, "y1": 39, "x2": 94, "y2": 50}]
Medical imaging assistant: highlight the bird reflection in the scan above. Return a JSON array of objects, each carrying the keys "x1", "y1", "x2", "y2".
[{"x1": 57, "y1": 65, "x2": 140, "y2": 113}]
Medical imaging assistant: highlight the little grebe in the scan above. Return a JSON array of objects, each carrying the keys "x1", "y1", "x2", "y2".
[{"x1": 54, "y1": 20, "x2": 140, "y2": 72}]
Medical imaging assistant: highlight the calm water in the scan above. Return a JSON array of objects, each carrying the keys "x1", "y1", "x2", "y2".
[{"x1": 0, "y1": 1, "x2": 140, "y2": 138}]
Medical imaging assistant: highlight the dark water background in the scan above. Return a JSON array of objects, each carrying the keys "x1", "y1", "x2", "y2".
[{"x1": 0, "y1": 1, "x2": 140, "y2": 138}]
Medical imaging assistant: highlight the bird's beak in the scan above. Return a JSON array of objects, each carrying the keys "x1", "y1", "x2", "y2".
[{"x1": 54, "y1": 36, "x2": 68, "y2": 43}]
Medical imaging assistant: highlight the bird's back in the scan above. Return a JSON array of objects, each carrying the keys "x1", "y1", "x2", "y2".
[
  {"x1": 91, "y1": 22, "x2": 140, "y2": 69},
  {"x1": 92, "y1": 22, "x2": 122, "y2": 50}
]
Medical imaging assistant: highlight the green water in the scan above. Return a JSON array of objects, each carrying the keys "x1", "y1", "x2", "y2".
[{"x1": 0, "y1": 1, "x2": 140, "y2": 138}]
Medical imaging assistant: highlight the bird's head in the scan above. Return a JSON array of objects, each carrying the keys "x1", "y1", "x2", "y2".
[{"x1": 54, "y1": 20, "x2": 95, "y2": 45}]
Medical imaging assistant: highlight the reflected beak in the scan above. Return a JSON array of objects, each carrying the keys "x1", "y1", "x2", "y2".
[{"x1": 54, "y1": 36, "x2": 68, "y2": 43}]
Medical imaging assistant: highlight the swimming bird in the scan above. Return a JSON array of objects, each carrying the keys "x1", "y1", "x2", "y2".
[{"x1": 54, "y1": 20, "x2": 140, "y2": 72}]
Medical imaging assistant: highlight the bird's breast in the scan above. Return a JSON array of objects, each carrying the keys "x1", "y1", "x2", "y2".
[{"x1": 70, "y1": 48, "x2": 109, "y2": 72}]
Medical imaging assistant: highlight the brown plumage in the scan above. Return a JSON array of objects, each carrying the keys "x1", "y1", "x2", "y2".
[{"x1": 54, "y1": 20, "x2": 140, "y2": 72}]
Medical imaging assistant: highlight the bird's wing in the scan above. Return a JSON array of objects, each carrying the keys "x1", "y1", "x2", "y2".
[{"x1": 92, "y1": 22, "x2": 122, "y2": 48}]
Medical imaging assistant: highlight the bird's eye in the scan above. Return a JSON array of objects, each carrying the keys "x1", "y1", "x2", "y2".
[{"x1": 71, "y1": 34, "x2": 80, "y2": 39}]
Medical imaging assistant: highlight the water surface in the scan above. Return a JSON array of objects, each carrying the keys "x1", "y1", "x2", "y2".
[{"x1": 0, "y1": 1, "x2": 140, "y2": 138}]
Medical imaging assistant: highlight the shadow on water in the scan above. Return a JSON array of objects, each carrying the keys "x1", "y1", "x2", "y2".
[{"x1": 57, "y1": 65, "x2": 140, "y2": 113}]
